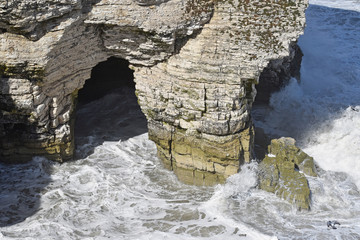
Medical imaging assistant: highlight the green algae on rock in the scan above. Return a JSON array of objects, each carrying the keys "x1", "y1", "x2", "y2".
[
  {"x1": 268, "y1": 137, "x2": 317, "y2": 177},
  {"x1": 258, "y1": 137, "x2": 317, "y2": 210}
]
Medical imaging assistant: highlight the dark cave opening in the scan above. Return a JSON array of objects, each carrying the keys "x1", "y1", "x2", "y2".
[
  {"x1": 77, "y1": 57, "x2": 136, "y2": 105},
  {"x1": 75, "y1": 57, "x2": 148, "y2": 158},
  {"x1": 252, "y1": 44, "x2": 303, "y2": 160}
]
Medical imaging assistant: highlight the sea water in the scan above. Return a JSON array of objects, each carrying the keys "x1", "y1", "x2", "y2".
[{"x1": 1, "y1": 1, "x2": 360, "y2": 239}]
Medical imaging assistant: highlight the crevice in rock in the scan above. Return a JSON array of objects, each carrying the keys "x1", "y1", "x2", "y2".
[
  {"x1": 252, "y1": 42, "x2": 304, "y2": 160},
  {"x1": 294, "y1": 163, "x2": 300, "y2": 171},
  {"x1": 173, "y1": 27, "x2": 204, "y2": 55},
  {"x1": 169, "y1": 129, "x2": 174, "y2": 170},
  {"x1": 254, "y1": 42, "x2": 303, "y2": 105},
  {"x1": 133, "y1": 0, "x2": 170, "y2": 6}
]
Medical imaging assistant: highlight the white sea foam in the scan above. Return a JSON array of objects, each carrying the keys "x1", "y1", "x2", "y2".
[
  {"x1": 254, "y1": 0, "x2": 360, "y2": 190},
  {"x1": 200, "y1": 163, "x2": 278, "y2": 240},
  {"x1": 311, "y1": 0, "x2": 360, "y2": 12},
  {"x1": 304, "y1": 106, "x2": 360, "y2": 188},
  {"x1": 0, "y1": 137, "x2": 272, "y2": 239}
]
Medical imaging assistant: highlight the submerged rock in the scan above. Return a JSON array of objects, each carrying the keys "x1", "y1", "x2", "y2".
[{"x1": 258, "y1": 137, "x2": 317, "y2": 210}]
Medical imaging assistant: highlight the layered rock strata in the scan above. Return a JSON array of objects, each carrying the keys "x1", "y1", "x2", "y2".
[{"x1": 0, "y1": 0, "x2": 308, "y2": 185}]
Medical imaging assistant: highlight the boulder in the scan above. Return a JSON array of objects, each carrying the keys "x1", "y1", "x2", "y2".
[
  {"x1": 268, "y1": 137, "x2": 317, "y2": 177},
  {"x1": 258, "y1": 137, "x2": 317, "y2": 210}
]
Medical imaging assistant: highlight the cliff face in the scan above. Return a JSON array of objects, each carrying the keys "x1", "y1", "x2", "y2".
[{"x1": 0, "y1": 0, "x2": 308, "y2": 185}]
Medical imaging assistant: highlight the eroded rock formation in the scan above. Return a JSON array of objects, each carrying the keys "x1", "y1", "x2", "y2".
[
  {"x1": 258, "y1": 137, "x2": 317, "y2": 210},
  {"x1": 0, "y1": 0, "x2": 308, "y2": 185}
]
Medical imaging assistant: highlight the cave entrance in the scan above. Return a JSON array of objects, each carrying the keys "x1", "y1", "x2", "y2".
[
  {"x1": 74, "y1": 57, "x2": 148, "y2": 158},
  {"x1": 252, "y1": 62, "x2": 291, "y2": 161},
  {"x1": 252, "y1": 45, "x2": 303, "y2": 160},
  {"x1": 252, "y1": 71, "x2": 275, "y2": 161}
]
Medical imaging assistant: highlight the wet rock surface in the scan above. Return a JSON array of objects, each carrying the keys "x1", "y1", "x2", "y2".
[{"x1": 258, "y1": 137, "x2": 317, "y2": 210}]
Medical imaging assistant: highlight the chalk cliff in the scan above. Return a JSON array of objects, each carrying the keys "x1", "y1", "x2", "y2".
[{"x1": 0, "y1": 0, "x2": 308, "y2": 185}]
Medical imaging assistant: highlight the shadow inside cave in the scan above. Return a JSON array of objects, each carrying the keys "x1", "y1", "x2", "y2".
[{"x1": 74, "y1": 57, "x2": 148, "y2": 159}]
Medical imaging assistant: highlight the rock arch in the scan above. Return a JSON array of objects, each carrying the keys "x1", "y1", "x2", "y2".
[{"x1": 0, "y1": 0, "x2": 308, "y2": 185}]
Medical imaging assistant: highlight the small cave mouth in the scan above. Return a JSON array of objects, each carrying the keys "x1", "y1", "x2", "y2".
[
  {"x1": 74, "y1": 57, "x2": 148, "y2": 158},
  {"x1": 252, "y1": 66, "x2": 288, "y2": 161},
  {"x1": 77, "y1": 57, "x2": 135, "y2": 105},
  {"x1": 252, "y1": 44, "x2": 303, "y2": 161}
]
